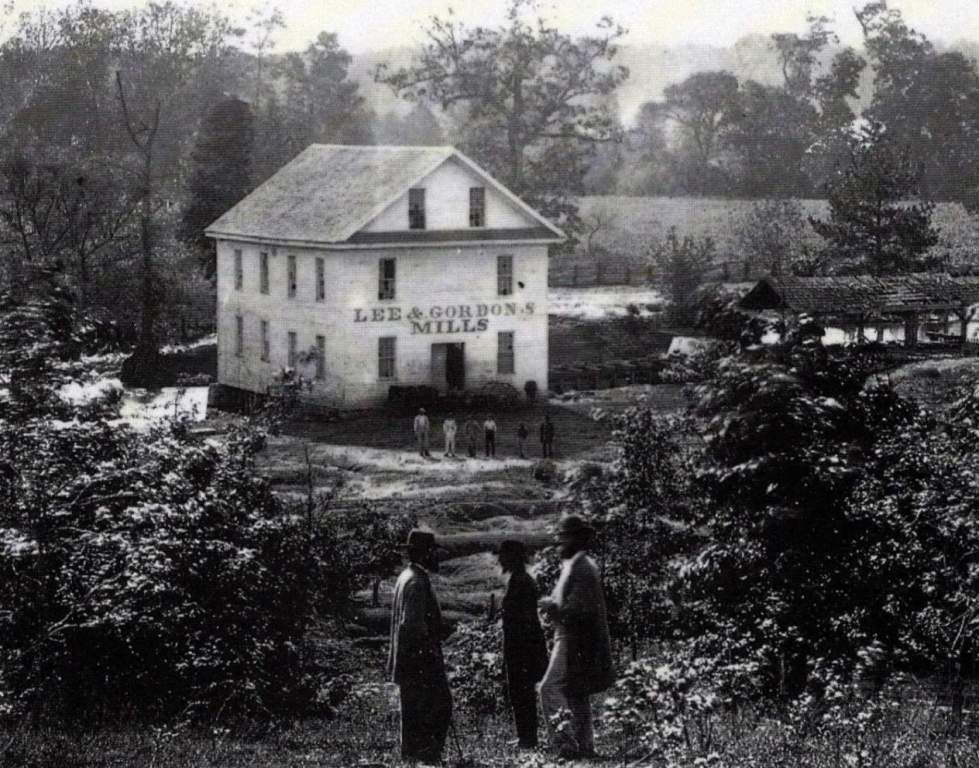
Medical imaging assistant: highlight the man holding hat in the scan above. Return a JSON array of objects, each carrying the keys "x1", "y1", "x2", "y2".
[
  {"x1": 388, "y1": 529, "x2": 452, "y2": 764},
  {"x1": 538, "y1": 515, "x2": 614, "y2": 759}
]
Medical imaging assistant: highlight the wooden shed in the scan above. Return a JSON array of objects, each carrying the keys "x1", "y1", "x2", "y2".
[{"x1": 740, "y1": 274, "x2": 979, "y2": 347}]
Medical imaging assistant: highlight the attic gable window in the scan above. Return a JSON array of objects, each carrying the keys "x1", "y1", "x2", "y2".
[
  {"x1": 469, "y1": 187, "x2": 485, "y2": 227},
  {"x1": 408, "y1": 188, "x2": 426, "y2": 230}
]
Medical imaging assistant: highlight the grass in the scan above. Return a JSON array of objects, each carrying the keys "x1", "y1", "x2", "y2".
[
  {"x1": 7, "y1": 682, "x2": 979, "y2": 768},
  {"x1": 555, "y1": 196, "x2": 979, "y2": 285}
]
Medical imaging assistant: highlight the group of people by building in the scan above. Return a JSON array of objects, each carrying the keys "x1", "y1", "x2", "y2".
[
  {"x1": 387, "y1": 516, "x2": 613, "y2": 764},
  {"x1": 412, "y1": 409, "x2": 556, "y2": 460}
]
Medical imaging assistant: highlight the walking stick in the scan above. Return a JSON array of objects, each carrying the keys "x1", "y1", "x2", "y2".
[{"x1": 448, "y1": 715, "x2": 472, "y2": 767}]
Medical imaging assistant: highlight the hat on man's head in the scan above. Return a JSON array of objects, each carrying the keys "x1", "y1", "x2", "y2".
[
  {"x1": 418, "y1": 407, "x2": 426, "y2": 414},
  {"x1": 497, "y1": 539, "x2": 527, "y2": 560},
  {"x1": 556, "y1": 515, "x2": 594, "y2": 540},
  {"x1": 403, "y1": 528, "x2": 436, "y2": 550}
]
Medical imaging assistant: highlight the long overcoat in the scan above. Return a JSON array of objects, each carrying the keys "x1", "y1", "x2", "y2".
[
  {"x1": 553, "y1": 552, "x2": 614, "y2": 698},
  {"x1": 387, "y1": 563, "x2": 447, "y2": 685}
]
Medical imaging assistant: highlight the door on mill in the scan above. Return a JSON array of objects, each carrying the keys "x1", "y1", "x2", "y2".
[{"x1": 431, "y1": 343, "x2": 465, "y2": 391}]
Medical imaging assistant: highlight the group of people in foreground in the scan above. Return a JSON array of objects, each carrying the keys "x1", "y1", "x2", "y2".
[
  {"x1": 388, "y1": 516, "x2": 613, "y2": 764},
  {"x1": 412, "y1": 408, "x2": 557, "y2": 460}
]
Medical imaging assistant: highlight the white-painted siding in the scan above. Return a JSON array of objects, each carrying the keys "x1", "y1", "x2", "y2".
[
  {"x1": 216, "y1": 239, "x2": 549, "y2": 408},
  {"x1": 363, "y1": 158, "x2": 536, "y2": 232}
]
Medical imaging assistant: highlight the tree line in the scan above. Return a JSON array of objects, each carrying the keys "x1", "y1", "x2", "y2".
[{"x1": 605, "y1": 2, "x2": 979, "y2": 205}]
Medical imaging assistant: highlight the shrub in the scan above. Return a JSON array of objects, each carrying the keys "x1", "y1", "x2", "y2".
[
  {"x1": 0, "y1": 417, "x2": 321, "y2": 726},
  {"x1": 444, "y1": 620, "x2": 505, "y2": 735},
  {"x1": 475, "y1": 381, "x2": 521, "y2": 408},
  {"x1": 386, "y1": 385, "x2": 440, "y2": 414},
  {"x1": 532, "y1": 459, "x2": 560, "y2": 485}
]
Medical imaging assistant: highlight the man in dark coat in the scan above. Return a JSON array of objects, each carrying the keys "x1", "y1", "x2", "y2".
[
  {"x1": 539, "y1": 516, "x2": 614, "y2": 759},
  {"x1": 498, "y1": 539, "x2": 549, "y2": 748},
  {"x1": 388, "y1": 529, "x2": 453, "y2": 764},
  {"x1": 540, "y1": 414, "x2": 555, "y2": 458}
]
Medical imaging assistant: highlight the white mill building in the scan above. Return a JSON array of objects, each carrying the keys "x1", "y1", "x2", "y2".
[{"x1": 206, "y1": 145, "x2": 564, "y2": 408}]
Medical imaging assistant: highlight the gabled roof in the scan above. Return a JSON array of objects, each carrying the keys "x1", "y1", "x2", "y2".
[
  {"x1": 740, "y1": 274, "x2": 979, "y2": 317},
  {"x1": 205, "y1": 144, "x2": 565, "y2": 246}
]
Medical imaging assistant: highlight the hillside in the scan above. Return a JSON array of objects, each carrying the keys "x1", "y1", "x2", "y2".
[{"x1": 552, "y1": 196, "x2": 979, "y2": 285}]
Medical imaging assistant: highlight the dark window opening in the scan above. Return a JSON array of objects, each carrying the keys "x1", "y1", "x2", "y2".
[
  {"x1": 469, "y1": 187, "x2": 485, "y2": 227},
  {"x1": 409, "y1": 188, "x2": 426, "y2": 230},
  {"x1": 379, "y1": 258, "x2": 396, "y2": 300}
]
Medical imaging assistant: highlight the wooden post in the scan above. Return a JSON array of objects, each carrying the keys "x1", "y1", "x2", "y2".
[{"x1": 904, "y1": 313, "x2": 919, "y2": 348}]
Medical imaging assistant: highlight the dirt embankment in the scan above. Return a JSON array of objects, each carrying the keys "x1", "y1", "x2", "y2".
[{"x1": 872, "y1": 357, "x2": 979, "y2": 412}]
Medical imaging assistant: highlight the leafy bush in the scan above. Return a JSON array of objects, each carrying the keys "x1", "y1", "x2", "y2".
[
  {"x1": 444, "y1": 619, "x2": 505, "y2": 735},
  {"x1": 0, "y1": 417, "x2": 320, "y2": 725},
  {"x1": 576, "y1": 412, "x2": 702, "y2": 654},
  {"x1": 474, "y1": 381, "x2": 521, "y2": 408},
  {"x1": 386, "y1": 385, "x2": 440, "y2": 414},
  {"x1": 576, "y1": 327, "x2": 979, "y2": 708},
  {"x1": 658, "y1": 341, "x2": 732, "y2": 385},
  {"x1": 532, "y1": 459, "x2": 560, "y2": 485}
]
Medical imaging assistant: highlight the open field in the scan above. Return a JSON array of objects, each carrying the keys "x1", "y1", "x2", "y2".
[{"x1": 549, "y1": 196, "x2": 979, "y2": 285}]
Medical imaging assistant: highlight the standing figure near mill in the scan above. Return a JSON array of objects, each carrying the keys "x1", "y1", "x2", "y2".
[
  {"x1": 464, "y1": 416, "x2": 481, "y2": 458},
  {"x1": 443, "y1": 416, "x2": 458, "y2": 458},
  {"x1": 413, "y1": 408, "x2": 431, "y2": 458},
  {"x1": 539, "y1": 516, "x2": 614, "y2": 759},
  {"x1": 388, "y1": 529, "x2": 453, "y2": 764},
  {"x1": 540, "y1": 414, "x2": 555, "y2": 459},
  {"x1": 498, "y1": 540, "x2": 549, "y2": 749}
]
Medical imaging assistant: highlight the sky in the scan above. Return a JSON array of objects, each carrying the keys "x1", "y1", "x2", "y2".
[{"x1": 3, "y1": 0, "x2": 979, "y2": 54}]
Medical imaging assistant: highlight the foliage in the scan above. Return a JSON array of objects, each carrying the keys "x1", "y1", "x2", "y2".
[
  {"x1": 604, "y1": 647, "x2": 732, "y2": 764},
  {"x1": 575, "y1": 411, "x2": 702, "y2": 654},
  {"x1": 180, "y1": 96, "x2": 254, "y2": 276},
  {"x1": 444, "y1": 619, "x2": 506, "y2": 733},
  {"x1": 0, "y1": 281, "x2": 91, "y2": 421},
  {"x1": 649, "y1": 227, "x2": 715, "y2": 326},
  {"x1": 376, "y1": 0, "x2": 628, "y2": 238},
  {"x1": 656, "y1": 71, "x2": 740, "y2": 196},
  {"x1": 0, "y1": 288, "x2": 415, "y2": 728},
  {"x1": 0, "y1": 413, "x2": 323, "y2": 725},
  {"x1": 857, "y1": 2, "x2": 979, "y2": 204},
  {"x1": 311, "y1": 501, "x2": 417, "y2": 615},
  {"x1": 730, "y1": 198, "x2": 811, "y2": 279},
  {"x1": 695, "y1": 284, "x2": 778, "y2": 345},
  {"x1": 0, "y1": 153, "x2": 139, "y2": 302},
  {"x1": 809, "y1": 121, "x2": 940, "y2": 276},
  {"x1": 277, "y1": 31, "x2": 371, "y2": 157}
]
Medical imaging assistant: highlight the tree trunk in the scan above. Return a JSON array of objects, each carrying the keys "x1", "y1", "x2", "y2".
[{"x1": 137, "y1": 148, "x2": 157, "y2": 355}]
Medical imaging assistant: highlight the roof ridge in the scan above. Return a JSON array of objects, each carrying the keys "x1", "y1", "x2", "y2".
[{"x1": 307, "y1": 143, "x2": 455, "y2": 152}]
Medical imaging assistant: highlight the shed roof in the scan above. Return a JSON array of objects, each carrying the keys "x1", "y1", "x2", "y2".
[
  {"x1": 740, "y1": 274, "x2": 979, "y2": 317},
  {"x1": 205, "y1": 144, "x2": 564, "y2": 246}
]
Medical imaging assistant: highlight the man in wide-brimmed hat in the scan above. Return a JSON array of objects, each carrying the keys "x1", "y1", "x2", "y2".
[
  {"x1": 388, "y1": 529, "x2": 452, "y2": 764},
  {"x1": 539, "y1": 515, "x2": 614, "y2": 759}
]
